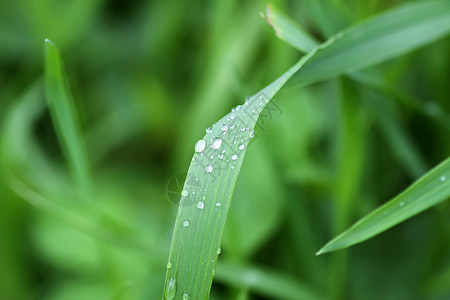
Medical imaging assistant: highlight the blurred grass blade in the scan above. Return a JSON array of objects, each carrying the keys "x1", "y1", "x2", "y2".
[
  {"x1": 317, "y1": 157, "x2": 450, "y2": 255},
  {"x1": 261, "y1": 4, "x2": 318, "y2": 53},
  {"x1": 291, "y1": 0, "x2": 450, "y2": 86},
  {"x1": 44, "y1": 39, "x2": 91, "y2": 199},
  {"x1": 215, "y1": 261, "x2": 324, "y2": 300},
  {"x1": 263, "y1": 2, "x2": 450, "y2": 86}
]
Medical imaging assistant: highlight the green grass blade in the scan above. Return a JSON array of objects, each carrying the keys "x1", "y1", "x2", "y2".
[
  {"x1": 44, "y1": 39, "x2": 91, "y2": 199},
  {"x1": 264, "y1": 2, "x2": 450, "y2": 87},
  {"x1": 317, "y1": 157, "x2": 450, "y2": 255},
  {"x1": 163, "y1": 61, "x2": 303, "y2": 300},
  {"x1": 292, "y1": 1, "x2": 450, "y2": 86},
  {"x1": 261, "y1": 4, "x2": 318, "y2": 53}
]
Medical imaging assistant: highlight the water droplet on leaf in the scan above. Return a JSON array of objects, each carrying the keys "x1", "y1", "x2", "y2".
[
  {"x1": 210, "y1": 137, "x2": 223, "y2": 149},
  {"x1": 164, "y1": 278, "x2": 176, "y2": 300},
  {"x1": 197, "y1": 201, "x2": 205, "y2": 209},
  {"x1": 195, "y1": 139, "x2": 206, "y2": 153}
]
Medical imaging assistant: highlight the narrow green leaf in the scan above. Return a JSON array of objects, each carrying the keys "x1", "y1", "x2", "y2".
[
  {"x1": 44, "y1": 39, "x2": 91, "y2": 200},
  {"x1": 163, "y1": 61, "x2": 303, "y2": 300},
  {"x1": 264, "y1": 2, "x2": 450, "y2": 87},
  {"x1": 317, "y1": 157, "x2": 450, "y2": 255},
  {"x1": 262, "y1": 4, "x2": 318, "y2": 53},
  {"x1": 292, "y1": 1, "x2": 450, "y2": 86}
]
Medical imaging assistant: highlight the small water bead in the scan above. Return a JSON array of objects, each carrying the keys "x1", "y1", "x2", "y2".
[
  {"x1": 230, "y1": 124, "x2": 236, "y2": 130},
  {"x1": 230, "y1": 114, "x2": 235, "y2": 120},
  {"x1": 221, "y1": 124, "x2": 229, "y2": 131},
  {"x1": 182, "y1": 220, "x2": 190, "y2": 227},
  {"x1": 195, "y1": 139, "x2": 206, "y2": 153},
  {"x1": 231, "y1": 154, "x2": 238, "y2": 160},
  {"x1": 218, "y1": 154, "x2": 224, "y2": 159},
  {"x1": 239, "y1": 144, "x2": 245, "y2": 150},
  {"x1": 210, "y1": 137, "x2": 223, "y2": 149},
  {"x1": 440, "y1": 175, "x2": 447, "y2": 182},
  {"x1": 167, "y1": 262, "x2": 172, "y2": 269},
  {"x1": 181, "y1": 190, "x2": 189, "y2": 197},
  {"x1": 197, "y1": 201, "x2": 205, "y2": 209},
  {"x1": 399, "y1": 201, "x2": 405, "y2": 207},
  {"x1": 206, "y1": 127, "x2": 213, "y2": 134},
  {"x1": 217, "y1": 247, "x2": 222, "y2": 255},
  {"x1": 241, "y1": 127, "x2": 246, "y2": 131},
  {"x1": 164, "y1": 278, "x2": 176, "y2": 300},
  {"x1": 250, "y1": 130, "x2": 255, "y2": 138},
  {"x1": 236, "y1": 105, "x2": 242, "y2": 111},
  {"x1": 182, "y1": 292, "x2": 190, "y2": 300},
  {"x1": 195, "y1": 177, "x2": 199, "y2": 182},
  {"x1": 216, "y1": 202, "x2": 222, "y2": 207},
  {"x1": 205, "y1": 165, "x2": 213, "y2": 173},
  {"x1": 231, "y1": 165, "x2": 235, "y2": 169},
  {"x1": 210, "y1": 155, "x2": 214, "y2": 159}
]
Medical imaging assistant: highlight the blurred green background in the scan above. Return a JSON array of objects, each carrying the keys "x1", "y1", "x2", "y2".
[{"x1": 1, "y1": 0, "x2": 449, "y2": 299}]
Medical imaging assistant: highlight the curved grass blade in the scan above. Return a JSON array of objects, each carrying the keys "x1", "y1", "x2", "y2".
[
  {"x1": 291, "y1": 0, "x2": 450, "y2": 86},
  {"x1": 164, "y1": 2, "x2": 450, "y2": 298},
  {"x1": 261, "y1": 4, "x2": 318, "y2": 53},
  {"x1": 44, "y1": 39, "x2": 92, "y2": 200},
  {"x1": 264, "y1": 1, "x2": 450, "y2": 87},
  {"x1": 317, "y1": 157, "x2": 450, "y2": 255}
]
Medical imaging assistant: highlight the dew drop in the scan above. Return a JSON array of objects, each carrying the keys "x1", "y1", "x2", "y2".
[
  {"x1": 182, "y1": 292, "x2": 190, "y2": 300},
  {"x1": 212, "y1": 269, "x2": 216, "y2": 276},
  {"x1": 230, "y1": 114, "x2": 235, "y2": 120},
  {"x1": 183, "y1": 220, "x2": 190, "y2": 227},
  {"x1": 205, "y1": 165, "x2": 213, "y2": 173},
  {"x1": 236, "y1": 105, "x2": 242, "y2": 111},
  {"x1": 221, "y1": 124, "x2": 229, "y2": 131},
  {"x1": 164, "y1": 278, "x2": 176, "y2": 300},
  {"x1": 167, "y1": 261, "x2": 172, "y2": 269},
  {"x1": 195, "y1": 139, "x2": 206, "y2": 153},
  {"x1": 217, "y1": 247, "x2": 222, "y2": 255},
  {"x1": 210, "y1": 137, "x2": 223, "y2": 149},
  {"x1": 440, "y1": 175, "x2": 447, "y2": 182},
  {"x1": 399, "y1": 201, "x2": 405, "y2": 207},
  {"x1": 250, "y1": 130, "x2": 255, "y2": 138},
  {"x1": 241, "y1": 127, "x2": 246, "y2": 131},
  {"x1": 239, "y1": 144, "x2": 245, "y2": 150},
  {"x1": 218, "y1": 154, "x2": 224, "y2": 160},
  {"x1": 231, "y1": 154, "x2": 238, "y2": 161},
  {"x1": 197, "y1": 201, "x2": 205, "y2": 209},
  {"x1": 216, "y1": 202, "x2": 222, "y2": 207},
  {"x1": 206, "y1": 127, "x2": 213, "y2": 134},
  {"x1": 181, "y1": 189, "x2": 189, "y2": 197}
]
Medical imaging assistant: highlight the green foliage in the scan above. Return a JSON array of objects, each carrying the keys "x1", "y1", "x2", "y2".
[{"x1": 1, "y1": 1, "x2": 449, "y2": 300}]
